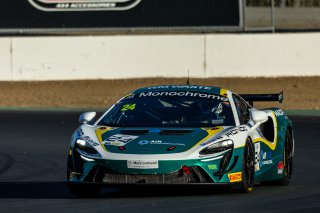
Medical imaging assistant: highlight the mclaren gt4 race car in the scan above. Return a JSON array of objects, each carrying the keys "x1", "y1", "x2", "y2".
[{"x1": 66, "y1": 85, "x2": 294, "y2": 196}]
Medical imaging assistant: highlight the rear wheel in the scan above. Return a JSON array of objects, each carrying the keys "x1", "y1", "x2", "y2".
[
  {"x1": 278, "y1": 130, "x2": 293, "y2": 185},
  {"x1": 261, "y1": 130, "x2": 293, "y2": 186},
  {"x1": 239, "y1": 138, "x2": 255, "y2": 193}
]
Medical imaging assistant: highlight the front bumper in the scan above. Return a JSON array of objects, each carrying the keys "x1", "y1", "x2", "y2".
[{"x1": 68, "y1": 148, "x2": 244, "y2": 184}]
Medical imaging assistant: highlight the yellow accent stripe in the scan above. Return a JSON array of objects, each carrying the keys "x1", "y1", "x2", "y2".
[
  {"x1": 193, "y1": 127, "x2": 224, "y2": 148},
  {"x1": 95, "y1": 127, "x2": 115, "y2": 152},
  {"x1": 220, "y1": 89, "x2": 228, "y2": 97},
  {"x1": 118, "y1": 93, "x2": 134, "y2": 102},
  {"x1": 253, "y1": 112, "x2": 278, "y2": 150}
]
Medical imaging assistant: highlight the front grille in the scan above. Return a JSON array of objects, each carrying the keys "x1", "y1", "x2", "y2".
[
  {"x1": 103, "y1": 171, "x2": 189, "y2": 184},
  {"x1": 100, "y1": 166, "x2": 212, "y2": 184}
]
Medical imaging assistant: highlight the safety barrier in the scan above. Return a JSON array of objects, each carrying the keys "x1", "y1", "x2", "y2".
[{"x1": 0, "y1": 33, "x2": 319, "y2": 80}]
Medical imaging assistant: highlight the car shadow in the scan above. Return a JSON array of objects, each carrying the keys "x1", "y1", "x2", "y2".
[
  {"x1": 99, "y1": 184, "x2": 234, "y2": 198},
  {"x1": 0, "y1": 182, "x2": 71, "y2": 199},
  {"x1": 0, "y1": 182, "x2": 235, "y2": 199}
]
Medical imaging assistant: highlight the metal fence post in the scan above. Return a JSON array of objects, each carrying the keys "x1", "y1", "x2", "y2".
[
  {"x1": 242, "y1": 0, "x2": 246, "y2": 32},
  {"x1": 271, "y1": 0, "x2": 275, "y2": 32}
]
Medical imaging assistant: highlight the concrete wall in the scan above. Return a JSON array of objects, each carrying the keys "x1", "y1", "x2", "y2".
[
  {"x1": 206, "y1": 34, "x2": 320, "y2": 77},
  {"x1": 0, "y1": 38, "x2": 12, "y2": 80},
  {"x1": 0, "y1": 33, "x2": 319, "y2": 80}
]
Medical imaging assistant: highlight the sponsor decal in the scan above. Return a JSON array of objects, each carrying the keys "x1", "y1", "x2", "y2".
[
  {"x1": 147, "y1": 85, "x2": 213, "y2": 90},
  {"x1": 228, "y1": 172, "x2": 242, "y2": 182},
  {"x1": 277, "y1": 161, "x2": 284, "y2": 174},
  {"x1": 120, "y1": 94, "x2": 135, "y2": 101},
  {"x1": 254, "y1": 143, "x2": 261, "y2": 171},
  {"x1": 255, "y1": 145, "x2": 273, "y2": 168},
  {"x1": 201, "y1": 140, "x2": 212, "y2": 147},
  {"x1": 274, "y1": 109, "x2": 284, "y2": 117},
  {"x1": 81, "y1": 136, "x2": 100, "y2": 146},
  {"x1": 139, "y1": 91, "x2": 228, "y2": 102},
  {"x1": 127, "y1": 160, "x2": 159, "y2": 169},
  {"x1": 225, "y1": 126, "x2": 247, "y2": 137},
  {"x1": 208, "y1": 164, "x2": 218, "y2": 170},
  {"x1": 103, "y1": 134, "x2": 138, "y2": 146},
  {"x1": 278, "y1": 161, "x2": 284, "y2": 169},
  {"x1": 138, "y1": 140, "x2": 150, "y2": 145},
  {"x1": 28, "y1": 0, "x2": 141, "y2": 12},
  {"x1": 260, "y1": 151, "x2": 273, "y2": 166},
  {"x1": 138, "y1": 140, "x2": 185, "y2": 146},
  {"x1": 262, "y1": 160, "x2": 273, "y2": 165},
  {"x1": 78, "y1": 128, "x2": 84, "y2": 136}
]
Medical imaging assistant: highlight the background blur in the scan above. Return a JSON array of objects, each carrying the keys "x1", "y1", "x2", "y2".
[
  {"x1": 0, "y1": 0, "x2": 319, "y2": 110},
  {"x1": 245, "y1": 0, "x2": 320, "y2": 31}
]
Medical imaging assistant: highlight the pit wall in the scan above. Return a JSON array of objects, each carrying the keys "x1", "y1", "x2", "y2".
[{"x1": 0, "y1": 33, "x2": 319, "y2": 81}]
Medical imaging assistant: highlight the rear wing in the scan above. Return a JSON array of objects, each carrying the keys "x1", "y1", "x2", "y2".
[{"x1": 239, "y1": 91, "x2": 283, "y2": 106}]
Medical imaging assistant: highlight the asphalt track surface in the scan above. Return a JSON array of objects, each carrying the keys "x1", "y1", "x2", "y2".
[{"x1": 0, "y1": 111, "x2": 319, "y2": 213}]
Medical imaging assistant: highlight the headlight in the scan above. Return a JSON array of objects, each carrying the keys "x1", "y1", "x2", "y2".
[
  {"x1": 75, "y1": 139, "x2": 101, "y2": 158},
  {"x1": 200, "y1": 139, "x2": 233, "y2": 155}
]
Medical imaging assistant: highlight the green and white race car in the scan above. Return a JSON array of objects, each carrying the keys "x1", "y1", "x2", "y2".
[{"x1": 66, "y1": 85, "x2": 294, "y2": 196}]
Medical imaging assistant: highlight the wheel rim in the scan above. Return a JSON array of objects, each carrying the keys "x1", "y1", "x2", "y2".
[{"x1": 245, "y1": 141, "x2": 255, "y2": 187}]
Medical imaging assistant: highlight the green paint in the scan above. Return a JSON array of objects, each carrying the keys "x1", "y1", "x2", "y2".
[
  {"x1": 100, "y1": 127, "x2": 209, "y2": 154},
  {"x1": 208, "y1": 164, "x2": 218, "y2": 170}
]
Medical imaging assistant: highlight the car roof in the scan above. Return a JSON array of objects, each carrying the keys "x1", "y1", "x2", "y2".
[{"x1": 131, "y1": 85, "x2": 228, "y2": 96}]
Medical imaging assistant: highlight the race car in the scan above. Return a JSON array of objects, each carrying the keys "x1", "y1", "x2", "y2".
[{"x1": 66, "y1": 85, "x2": 294, "y2": 196}]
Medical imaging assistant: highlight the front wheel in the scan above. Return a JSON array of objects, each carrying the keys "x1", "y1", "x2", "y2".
[{"x1": 239, "y1": 138, "x2": 255, "y2": 193}]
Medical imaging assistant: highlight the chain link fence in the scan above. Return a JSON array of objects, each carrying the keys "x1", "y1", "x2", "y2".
[{"x1": 245, "y1": 0, "x2": 320, "y2": 31}]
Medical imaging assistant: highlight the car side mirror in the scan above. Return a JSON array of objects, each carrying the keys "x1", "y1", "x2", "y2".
[
  {"x1": 250, "y1": 110, "x2": 268, "y2": 131},
  {"x1": 79, "y1": 112, "x2": 96, "y2": 124}
]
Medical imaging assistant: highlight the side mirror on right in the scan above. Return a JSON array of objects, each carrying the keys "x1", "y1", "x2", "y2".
[
  {"x1": 250, "y1": 110, "x2": 268, "y2": 131},
  {"x1": 251, "y1": 110, "x2": 268, "y2": 123}
]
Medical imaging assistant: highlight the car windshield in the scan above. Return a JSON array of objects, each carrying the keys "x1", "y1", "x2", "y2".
[{"x1": 97, "y1": 91, "x2": 235, "y2": 127}]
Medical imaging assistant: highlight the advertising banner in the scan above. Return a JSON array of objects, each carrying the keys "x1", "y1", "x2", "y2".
[{"x1": 0, "y1": 0, "x2": 241, "y2": 33}]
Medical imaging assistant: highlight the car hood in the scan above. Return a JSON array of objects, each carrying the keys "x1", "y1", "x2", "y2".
[{"x1": 93, "y1": 126, "x2": 226, "y2": 154}]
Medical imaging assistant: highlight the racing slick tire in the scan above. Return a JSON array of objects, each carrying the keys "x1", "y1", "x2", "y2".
[
  {"x1": 261, "y1": 130, "x2": 293, "y2": 186},
  {"x1": 239, "y1": 138, "x2": 255, "y2": 193},
  {"x1": 276, "y1": 130, "x2": 293, "y2": 185}
]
